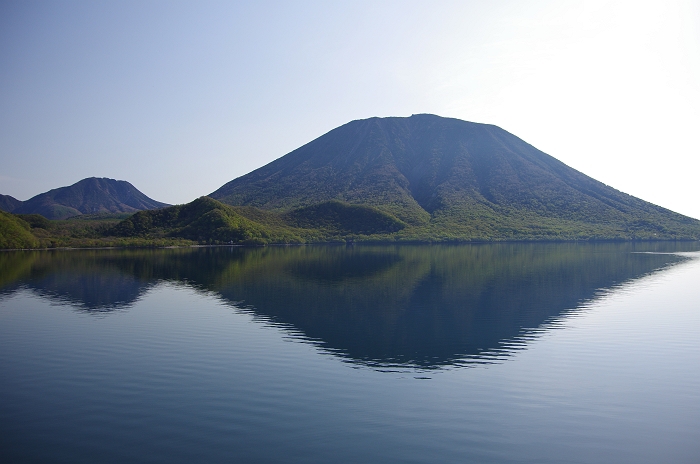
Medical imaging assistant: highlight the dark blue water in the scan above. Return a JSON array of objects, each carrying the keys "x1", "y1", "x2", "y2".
[{"x1": 1, "y1": 243, "x2": 699, "y2": 463}]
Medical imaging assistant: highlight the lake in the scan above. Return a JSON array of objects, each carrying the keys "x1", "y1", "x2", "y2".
[{"x1": 1, "y1": 243, "x2": 699, "y2": 463}]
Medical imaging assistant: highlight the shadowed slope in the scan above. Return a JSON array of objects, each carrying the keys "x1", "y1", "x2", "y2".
[
  {"x1": 283, "y1": 200, "x2": 406, "y2": 235},
  {"x1": 0, "y1": 194, "x2": 22, "y2": 213}
]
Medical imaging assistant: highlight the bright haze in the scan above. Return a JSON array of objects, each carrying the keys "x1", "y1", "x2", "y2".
[{"x1": 1, "y1": 1, "x2": 699, "y2": 219}]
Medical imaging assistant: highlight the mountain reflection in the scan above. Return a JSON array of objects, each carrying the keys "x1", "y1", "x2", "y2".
[{"x1": 0, "y1": 243, "x2": 693, "y2": 368}]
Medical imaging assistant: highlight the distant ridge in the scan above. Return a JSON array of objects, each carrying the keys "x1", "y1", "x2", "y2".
[
  {"x1": 211, "y1": 114, "x2": 700, "y2": 240},
  {"x1": 12, "y1": 177, "x2": 169, "y2": 220},
  {"x1": 0, "y1": 194, "x2": 22, "y2": 213}
]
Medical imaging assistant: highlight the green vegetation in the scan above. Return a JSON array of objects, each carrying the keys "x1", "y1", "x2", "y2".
[
  {"x1": 2, "y1": 194, "x2": 699, "y2": 250},
  {"x1": 284, "y1": 200, "x2": 406, "y2": 235},
  {"x1": 0, "y1": 211, "x2": 39, "y2": 249},
  {"x1": 0, "y1": 211, "x2": 191, "y2": 249},
  {"x1": 108, "y1": 197, "x2": 413, "y2": 245},
  {"x1": 110, "y1": 196, "x2": 305, "y2": 245}
]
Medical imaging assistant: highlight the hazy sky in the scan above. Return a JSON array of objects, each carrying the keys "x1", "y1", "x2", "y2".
[{"x1": 2, "y1": 0, "x2": 699, "y2": 218}]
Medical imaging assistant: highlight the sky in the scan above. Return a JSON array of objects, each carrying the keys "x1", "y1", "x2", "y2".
[{"x1": 1, "y1": 0, "x2": 699, "y2": 218}]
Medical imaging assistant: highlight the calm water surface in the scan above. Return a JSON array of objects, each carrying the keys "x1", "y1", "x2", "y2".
[{"x1": 1, "y1": 243, "x2": 699, "y2": 463}]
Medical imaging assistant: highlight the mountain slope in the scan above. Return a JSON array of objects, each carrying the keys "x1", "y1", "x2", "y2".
[
  {"x1": 283, "y1": 200, "x2": 406, "y2": 235},
  {"x1": 109, "y1": 196, "x2": 407, "y2": 244},
  {"x1": 0, "y1": 194, "x2": 23, "y2": 213},
  {"x1": 14, "y1": 177, "x2": 169, "y2": 220},
  {"x1": 0, "y1": 211, "x2": 39, "y2": 249},
  {"x1": 111, "y1": 197, "x2": 305, "y2": 244},
  {"x1": 211, "y1": 114, "x2": 700, "y2": 240}
]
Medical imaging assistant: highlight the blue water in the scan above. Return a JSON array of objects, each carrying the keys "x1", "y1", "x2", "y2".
[{"x1": 1, "y1": 244, "x2": 699, "y2": 463}]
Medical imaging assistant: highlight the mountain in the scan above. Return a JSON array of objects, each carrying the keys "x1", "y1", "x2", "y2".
[
  {"x1": 211, "y1": 114, "x2": 700, "y2": 240},
  {"x1": 13, "y1": 177, "x2": 169, "y2": 220},
  {"x1": 0, "y1": 194, "x2": 23, "y2": 213}
]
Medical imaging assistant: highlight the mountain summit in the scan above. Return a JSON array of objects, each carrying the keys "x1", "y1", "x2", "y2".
[
  {"x1": 12, "y1": 177, "x2": 169, "y2": 220},
  {"x1": 210, "y1": 114, "x2": 699, "y2": 240}
]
